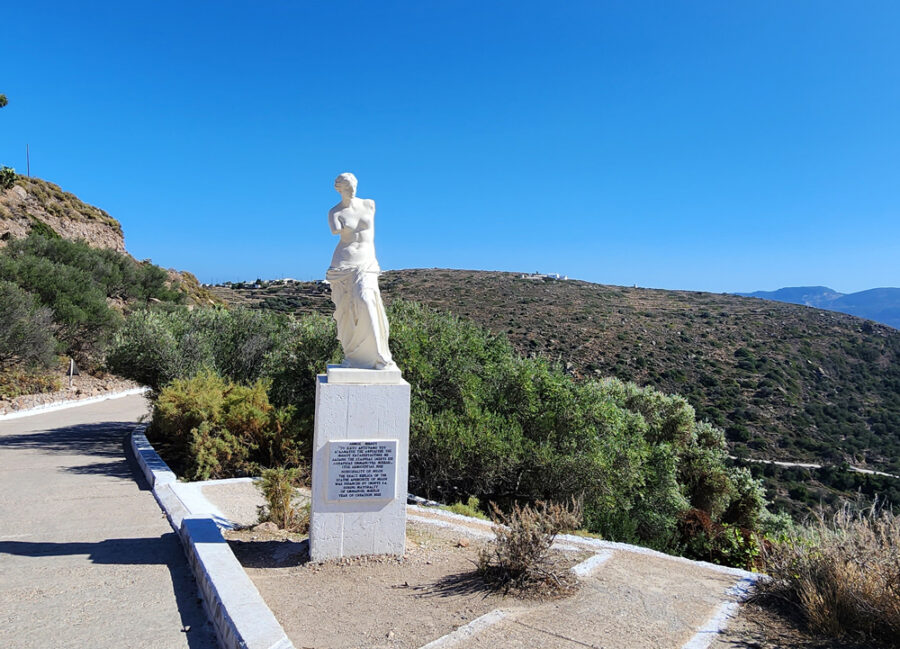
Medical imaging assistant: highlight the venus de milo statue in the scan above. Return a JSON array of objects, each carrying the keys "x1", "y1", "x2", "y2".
[{"x1": 326, "y1": 173, "x2": 396, "y2": 370}]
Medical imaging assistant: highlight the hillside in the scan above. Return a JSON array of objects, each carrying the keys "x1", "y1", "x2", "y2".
[
  {"x1": 0, "y1": 176, "x2": 217, "y2": 306},
  {"x1": 0, "y1": 177, "x2": 125, "y2": 252},
  {"x1": 739, "y1": 285, "x2": 900, "y2": 329},
  {"x1": 211, "y1": 269, "x2": 900, "y2": 480}
]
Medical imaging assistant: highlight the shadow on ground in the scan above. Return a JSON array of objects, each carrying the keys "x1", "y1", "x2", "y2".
[
  {"x1": 0, "y1": 535, "x2": 214, "y2": 648},
  {"x1": 0, "y1": 420, "x2": 151, "y2": 486},
  {"x1": 227, "y1": 538, "x2": 310, "y2": 568},
  {"x1": 0, "y1": 421, "x2": 140, "y2": 457},
  {"x1": 420, "y1": 570, "x2": 493, "y2": 598}
]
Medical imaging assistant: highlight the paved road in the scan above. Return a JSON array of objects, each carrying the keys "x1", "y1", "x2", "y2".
[{"x1": 0, "y1": 395, "x2": 217, "y2": 649}]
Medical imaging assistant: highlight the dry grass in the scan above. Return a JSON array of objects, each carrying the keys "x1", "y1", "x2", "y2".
[
  {"x1": 759, "y1": 501, "x2": 900, "y2": 646},
  {"x1": 478, "y1": 499, "x2": 582, "y2": 597},
  {"x1": 0, "y1": 366, "x2": 61, "y2": 399}
]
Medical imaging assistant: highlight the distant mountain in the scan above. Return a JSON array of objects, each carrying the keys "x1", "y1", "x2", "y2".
[{"x1": 737, "y1": 286, "x2": 900, "y2": 329}]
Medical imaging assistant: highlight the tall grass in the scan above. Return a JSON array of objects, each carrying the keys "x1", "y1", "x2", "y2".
[{"x1": 760, "y1": 501, "x2": 900, "y2": 646}]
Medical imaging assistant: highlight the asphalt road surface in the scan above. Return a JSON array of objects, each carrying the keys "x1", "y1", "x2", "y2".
[{"x1": 0, "y1": 395, "x2": 217, "y2": 649}]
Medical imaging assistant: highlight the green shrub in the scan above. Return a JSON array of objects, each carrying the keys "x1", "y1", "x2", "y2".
[
  {"x1": 443, "y1": 496, "x2": 489, "y2": 520},
  {"x1": 0, "y1": 233, "x2": 183, "y2": 367},
  {"x1": 0, "y1": 281, "x2": 58, "y2": 370},
  {"x1": 0, "y1": 253, "x2": 118, "y2": 366},
  {"x1": 106, "y1": 308, "x2": 200, "y2": 389},
  {"x1": 257, "y1": 467, "x2": 310, "y2": 532},
  {"x1": 27, "y1": 217, "x2": 60, "y2": 239},
  {"x1": 678, "y1": 421, "x2": 735, "y2": 518},
  {"x1": 261, "y1": 312, "x2": 340, "y2": 411},
  {"x1": 108, "y1": 306, "x2": 337, "y2": 398},
  {"x1": 5, "y1": 233, "x2": 182, "y2": 304},
  {"x1": 387, "y1": 300, "x2": 769, "y2": 558},
  {"x1": 721, "y1": 466, "x2": 768, "y2": 529},
  {"x1": 149, "y1": 370, "x2": 304, "y2": 480},
  {"x1": 677, "y1": 508, "x2": 764, "y2": 570},
  {"x1": 0, "y1": 166, "x2": 15, "y2": 191}
]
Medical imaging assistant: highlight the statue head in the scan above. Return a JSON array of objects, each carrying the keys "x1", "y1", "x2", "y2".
[{"x1": 334, "y1": 172, "x2": 358, "y2": 197}]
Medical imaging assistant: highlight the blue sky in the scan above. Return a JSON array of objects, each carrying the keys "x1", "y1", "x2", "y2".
[{"x1": 2, "y1": 1, "x2": 898, "y2": 293}]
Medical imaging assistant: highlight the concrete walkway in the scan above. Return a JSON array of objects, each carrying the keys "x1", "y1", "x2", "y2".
[{"x1": 0, "y1": 394, "x2": 217, "y2": 649}]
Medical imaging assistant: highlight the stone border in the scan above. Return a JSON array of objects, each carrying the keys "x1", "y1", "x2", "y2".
[
  {"x1": 130, "y1": 426, "x2": 295, "y2": 649},
  {"x1": 0, "y1": 386, "x2": 150, "y2": 421}
]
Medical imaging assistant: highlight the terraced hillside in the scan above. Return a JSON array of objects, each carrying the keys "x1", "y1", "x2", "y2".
[{"x1": 211, "y1": 269, "x2": 900, "y2": 479}]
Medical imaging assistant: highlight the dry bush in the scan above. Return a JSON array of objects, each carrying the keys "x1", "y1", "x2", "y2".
[
  {"x1": 759, "y1": 501, "x2": 900, "y2": 646},
  {"x1": 257, "y1": 467, "x2": 310, "y2": 532},
  {"x1": 478, "y1": 499, "x2": 582, "y2": 596}
]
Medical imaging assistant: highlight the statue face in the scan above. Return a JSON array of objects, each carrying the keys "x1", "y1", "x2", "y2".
[{"x1": 334, "y1": 173, "x2": 358, "y2": 197}]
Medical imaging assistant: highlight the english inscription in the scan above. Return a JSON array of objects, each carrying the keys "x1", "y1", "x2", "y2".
[{"x1": 327, "y1": 440, "x2": 397, "y2": 501}]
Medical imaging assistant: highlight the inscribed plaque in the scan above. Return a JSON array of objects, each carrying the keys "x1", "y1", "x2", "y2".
[{"x1": 326, "y1": 439, "x2": 397, "y2": 501}]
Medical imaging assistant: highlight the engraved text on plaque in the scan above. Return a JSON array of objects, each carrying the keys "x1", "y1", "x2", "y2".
[{"x1": 326, "y1": 440, "x2": 397, "y2": 501}]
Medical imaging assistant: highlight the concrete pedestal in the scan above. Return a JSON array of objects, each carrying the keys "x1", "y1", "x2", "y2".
[{"x1": 309, "y1": 366, "x2": 410, "y2": 562}]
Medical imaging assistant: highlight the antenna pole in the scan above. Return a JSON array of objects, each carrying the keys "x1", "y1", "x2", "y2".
[{"x1": 26, "y1": 144, "x2": 30, "y2": 177}]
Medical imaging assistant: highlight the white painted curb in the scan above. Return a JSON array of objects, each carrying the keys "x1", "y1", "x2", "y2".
[
  {"x1": 418, "y1": 609, "x2": 512, "y2": 649},
  {"x1": 681, "y1": 577, "x2": 759, "y2": 649},
  {"x1": 0, "y1": 386, "x2": 150, "y2": 421},
  {"x1": 129, "y1": 426, "x2": 295, "y2": 649}
]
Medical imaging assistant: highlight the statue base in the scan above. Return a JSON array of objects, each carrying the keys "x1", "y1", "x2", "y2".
[
  {"x1": 325, "y1": 364, "x2": 403, "y2": 384},
  {"x1": 309, "y1": 370, "x2": 410, "y2": 562}
]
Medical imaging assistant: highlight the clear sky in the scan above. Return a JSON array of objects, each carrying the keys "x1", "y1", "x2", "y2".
[{"x1": 2, "y1": 1, "x2": 898, "y2": 293}]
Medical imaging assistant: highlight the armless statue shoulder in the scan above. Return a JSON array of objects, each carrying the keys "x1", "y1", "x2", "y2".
[{"x1": 326, "y1": 175, "x2": 396, "y2": 370}]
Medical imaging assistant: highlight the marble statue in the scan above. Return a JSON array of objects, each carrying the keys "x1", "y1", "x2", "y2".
[{"x1": 326, "y1": 173, "x2": 396, "y2": 370}]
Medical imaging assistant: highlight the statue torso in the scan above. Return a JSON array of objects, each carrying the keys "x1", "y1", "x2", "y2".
[{"x1": 329, "y1": 197, "x2": 377, "y2": 270}]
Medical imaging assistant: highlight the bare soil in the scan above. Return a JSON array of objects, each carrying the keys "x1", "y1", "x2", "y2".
[{"x1": 224, "y1": 519, "x2": 579, "y2": 649}]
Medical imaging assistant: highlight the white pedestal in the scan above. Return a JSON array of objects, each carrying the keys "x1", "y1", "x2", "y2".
[{"x1": 309, "y1": 367, "x2": 410, "y2": 562}]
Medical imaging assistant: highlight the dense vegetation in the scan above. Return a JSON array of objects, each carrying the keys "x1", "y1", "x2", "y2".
[
  {"x1": 110, "y1": 300, "x2": 789, "y2": 567},
  {"x1": 0, "y1": 233, "x2": 185, "y2": 395},
  {"x1": 211, "y1": 270, "x2": 900, "y2": 515}
]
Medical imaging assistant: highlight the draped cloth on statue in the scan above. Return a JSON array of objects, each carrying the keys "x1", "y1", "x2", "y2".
[{"x1": 326, "y1": 260, "x2": 394, "y2": 369}]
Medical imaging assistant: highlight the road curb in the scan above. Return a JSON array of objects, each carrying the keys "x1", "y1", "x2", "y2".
[
  {"x1": 0, "y1": 387, "x2": 151, "y2": 421},
  {"x1": 130, "y1": 427, "x2": 295, "y2": 649}
]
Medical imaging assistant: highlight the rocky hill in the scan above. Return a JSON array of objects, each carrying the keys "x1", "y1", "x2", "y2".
[
  {"x1": 0, "y1": 175, "x2": 217, "y2": 306},
  {"x1": 211, "y1": 269, "x2": 900, "y2": 480},
  {"x1": 0, "y1": 177, "x2": 125, "y2": 252}
]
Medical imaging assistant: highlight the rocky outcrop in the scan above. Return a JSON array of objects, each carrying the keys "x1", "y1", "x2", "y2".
[{"x1": 0, "y1": 177, "x2": 125, "y2": 252}]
